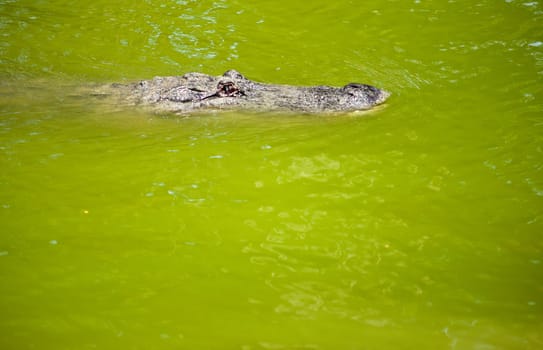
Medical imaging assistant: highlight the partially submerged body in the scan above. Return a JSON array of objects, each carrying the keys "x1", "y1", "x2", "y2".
[{"x1": 88, "y1": 69, "x2": 390, "y2": 115}]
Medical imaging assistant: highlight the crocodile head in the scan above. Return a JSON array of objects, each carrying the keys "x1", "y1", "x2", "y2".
[
  {"x1": 135, "y1": 69, "x2": 389, "y2": 113},
  {"x1": 339, "y1": 83, "x2": 390, "y2": 110},
  {"x1": 213, "y1": 70, "x2": 390, "y2": 111}
]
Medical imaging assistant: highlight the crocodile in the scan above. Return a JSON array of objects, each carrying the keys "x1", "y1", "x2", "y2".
[{"x1": 91, "y1": 69, "x2": 390, "y2": 115}]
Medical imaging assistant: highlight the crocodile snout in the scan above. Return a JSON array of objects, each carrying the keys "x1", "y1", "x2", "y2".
[{"x1": 375, "y1": 89, "x2": 390, "y2": 105}]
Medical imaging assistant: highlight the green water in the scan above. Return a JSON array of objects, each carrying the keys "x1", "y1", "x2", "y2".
[{"x1": 1, "y1": 0, "x2": 542, "y2": 349}]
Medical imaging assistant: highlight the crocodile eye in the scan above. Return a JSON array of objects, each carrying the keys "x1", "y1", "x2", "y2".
[
  {"x1": 216, "y1": 81, "x2": 240, "y2": 97},
  {"x1": 200, "y1": 81, "x2": 244, "y2": 101},
  {"x1": 220, "y1": 82, "x2": 237, "y2": 94}
]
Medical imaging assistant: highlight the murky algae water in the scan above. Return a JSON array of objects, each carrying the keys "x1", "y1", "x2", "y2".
[{"x1": 1, "y1": 0, "x2": 542, "y2": 349}]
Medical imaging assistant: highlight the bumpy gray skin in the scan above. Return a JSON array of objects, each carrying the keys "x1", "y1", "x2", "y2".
[{"x1": 103, "y1": 69, "x2": 390, "y2": 114}]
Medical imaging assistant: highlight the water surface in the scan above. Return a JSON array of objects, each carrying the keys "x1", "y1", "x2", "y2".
[{"x1": 1, "y1": 0, "x2": 542, "y2": 349}]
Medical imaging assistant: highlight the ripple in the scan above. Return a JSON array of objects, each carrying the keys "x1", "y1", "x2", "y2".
[
  {"x1": 277, "y1": 154, "x2": 341, "y2": 184},
  {"x1": 143, "y1": 0, "x2": 240, "y2": 61}
]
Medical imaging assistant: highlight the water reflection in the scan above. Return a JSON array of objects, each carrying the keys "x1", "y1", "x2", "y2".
[
  {"x1": 1, "y1": 0, "x2": 542, "y2": 348},
  {"x1": 0, "y1": 0, "x2": 242, "y2": 77},
  {"x1": 241, "y1": 197, "x2": 417, "y2": 322},
  {"x1": 146, "y1": 0, "x2": 240, "y2": 62}
]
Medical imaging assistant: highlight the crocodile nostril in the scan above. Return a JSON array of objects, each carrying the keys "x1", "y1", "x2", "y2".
[{"x1": 343, "y1": 83, "x2": 364, "y2": 89}]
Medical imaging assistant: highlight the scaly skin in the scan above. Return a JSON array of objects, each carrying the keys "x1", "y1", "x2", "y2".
[{"x1": 96, "y1": 69, "x2": 390, "y2": 114}]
